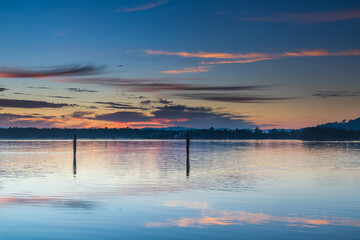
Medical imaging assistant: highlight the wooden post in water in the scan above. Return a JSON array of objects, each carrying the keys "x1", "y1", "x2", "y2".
[
  {"x1": 73, "y1": 134, "x2": 77, "y2": 159},
  {"x1": 186, "y1": 134, "x2": 190, "y2": 176},
  {"x1": 73, "y1": 134, "x2": 77, "y2": 175},
  {"x1": 186, "y1": 134, "x2": 190, "y2": 157}
]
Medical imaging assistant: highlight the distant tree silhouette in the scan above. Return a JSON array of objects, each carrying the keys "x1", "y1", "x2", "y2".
[
  {"x1": 317, "y1": 117, "x2": 360, "y2": 131},
  {"x1": 301, "y1": 127, "x2": 360, "y2": 140},
  {"x1": 0, "y1": 127, "x2": 302, "y2": 140}
]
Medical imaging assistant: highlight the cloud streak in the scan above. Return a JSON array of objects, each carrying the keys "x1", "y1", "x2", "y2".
[
  {"x1": 312, "y1": 90, "x2": 360, "y2": 98},
  {"x1": 145, "y1": 49, "x2": 268, "y2": 59},
  {"x1": 66, "y1": 88, "x2": 98, "y2": 93},
  {"x1": 0, "y1": 98, "x2": 75, "y2": 108},
  {"x1": 94, "y1": 101, "x2": 147, "y2": 110},
  {"x1": 241, "y1": 9, "x2": 360, "y2": 23},
  {"x1": 0, "y1": 65, "x2": 104, "y2": 78},
  {"x1": 0, "y1": 113, "x2": 62, "y2": 128},
  {"x1": 53, "y1": 29, "x2": 70, "y2": 37},
  {"x1": 114, "y1": 0, "x2": 169, "y2": 12},
  {"x1": 159, "y1": 66, "x2": 212, "y2": 74},
  {"x1": 58, "y1": 77, "x2": 267, "y2": 93},
  {"x1": 146, "y1": 49, "x2": 360, "y2": 65},
  {"x1": 177, "y1": 93, "x2": 294, "y2": 103}
]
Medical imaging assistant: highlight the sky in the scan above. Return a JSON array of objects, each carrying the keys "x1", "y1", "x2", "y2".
[{"x1": 0, "y1": 0, "x2": 359, "y2": 129}]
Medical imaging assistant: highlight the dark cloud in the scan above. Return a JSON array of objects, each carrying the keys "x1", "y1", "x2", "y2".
[
  {"x1": 27, "y1": 86, "x2": 52, "y2": 89},
  {"x1": 94, "y1": 111, "x2": 152, "y2": 122},
  {"x1": 0, "y1": 88, "x2": 9, "y2": 92},
  {"x1": 0, "y1": 113, "x2": 36, "y2": 119},
  {"x1": 91, "y1": 104, "x2": 255, "y2": 128},
  {"x1": 58, "y1": 77, "x2": 268, "y2": 93},
  {"x1": 158, "y1": 99, "x2": 173, "y2": 104},
  {"x1": 11, "y1": 93, "x2": 72, "y2": 99},
  {"x1": 130, "y1": 123, "x2": 163, "y2": 127},
  {"x1": 140, "y1": 99, "x2": 173, "y2": 105},
  {"x1": 44, "y1": 95, "x2": 72, "y2": 99},
  {"x1": 66, "y1": 88, "x2": 99, "y2": 93},
  {"x1": 151, "y1": 105, "x2": 255, "y2": 128},
  {"x1": 0, "y1": 98, "x2": 76, "y2": 108},
  {"x1": 121, "y1": 83, "x2": 266, "y2": 92},
  {"x1": 152, "y1": 105, "x2": 213, "y2": 119},
  {"x1": 69, "y1": 111, "x2": 95, "y2": 118},
  {"x1": 177, "y1": 93, "x2": 294, "y2": 103},
  {"x1": 0, "y1": 119, "x2": 59, "y2": 128},
  {"x1": 94, "y1": 101, "x2": 147, "y2": 110},
  {"x1": 312, "y1": 90, "x2": 360, "y2": 98},
  {"x1": 140, "y1": 100, "x2": 152, "y2": 105},
  {"x1": 14, "y1": 92, "x2": 32, "y2": 96},
  {"x1": 0, "y1": 113, "x2": 58, "y2": 128},
  {"x1": 0, "y1": 65, "x2": 104, "y2": 78}
]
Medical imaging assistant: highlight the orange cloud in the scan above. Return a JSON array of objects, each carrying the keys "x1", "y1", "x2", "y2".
[
  {"x1": 159, "y1": 66, "x2": 212, "y2": 74},
  {"x1": 201, "y1": 58, "x2": 272, "y2": 65},
  {"x1": 145, "y1": 49, "x2": 268, "y2": 59},
  {"x1": 146, "y1": 49, "x2": 360, "y2": 66},
  {"x1": 282, "y1": 49, "x2": 360, "y2": 57}
]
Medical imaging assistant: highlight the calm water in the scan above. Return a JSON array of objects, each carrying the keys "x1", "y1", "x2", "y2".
[{"x1": 0, "y1": 140, "x2": 359, "y2": 240}]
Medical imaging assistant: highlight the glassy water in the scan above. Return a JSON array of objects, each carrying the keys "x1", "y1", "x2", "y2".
[{"x1": 0, "y1": 140, "x2": 359, "y2": 240}]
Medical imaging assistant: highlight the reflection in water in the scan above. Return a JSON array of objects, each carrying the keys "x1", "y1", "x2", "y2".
[
  {"x1": 186, "y1": 155, "x2": 190, "y2": 177},
  {"x1": 146, "y1": 201, "x2": 360, "y2": 228},
  {"x1": 73, "y1": 156, "x2": 77, "y2": 176},
  {"x1": 0, "y1": 195, "x2": 94, "y2": 209},
  {"x1": 0, "y1": 140, "x2": 359, "y2": 239}
]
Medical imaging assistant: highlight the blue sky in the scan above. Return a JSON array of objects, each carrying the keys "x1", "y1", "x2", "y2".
[{"x1": 0, "y1": 0, "x2": 359, "y2": 129}]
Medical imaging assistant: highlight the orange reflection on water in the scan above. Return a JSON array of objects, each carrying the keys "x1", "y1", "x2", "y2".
[
  {"x1": 146, "y1": 202, "x2": 360, "y2": 228},
  {"x1": 0, "y1": 195, "x2": 93, "y2": 209}
]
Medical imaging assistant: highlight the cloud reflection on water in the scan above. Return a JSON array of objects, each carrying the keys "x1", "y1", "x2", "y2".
[
  {"x1": 146, "y1": 201, "x2": 360, "y2": 228},
  {"x1": 0, "y1": 195, "x2": 95, "y2": 209}
]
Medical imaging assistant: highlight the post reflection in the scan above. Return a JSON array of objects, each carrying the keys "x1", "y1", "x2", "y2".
[
  {"x1": 186, "y1": 155, "x2": 190, "y2": 177},
  {"x1": 73, "y1": 156, "x2": 77, "y2": 176}
]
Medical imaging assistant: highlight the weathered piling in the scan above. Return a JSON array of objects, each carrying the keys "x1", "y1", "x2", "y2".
[
  {"x1": 186, "y1": 134, "x2": 190, "y2": 157},
  {"x1": 186, "y1": 134, "x2": 190, "y2": 176},
  {"x1": 73, "y1": 134, "x2": 77, "y2": 159},
  {"x1": 186, "y1": 155, "x2": 190, "y2": 177},
  {"x1": 73, "y1": 134, "x2": 77, "y2": 175}
]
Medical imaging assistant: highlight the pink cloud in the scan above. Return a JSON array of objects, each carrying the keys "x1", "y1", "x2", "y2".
[
  {"x1": 145, "y1": 49, "x2": 268, "y2": 59},
  {"x1": 146, "y1": 49, "x2": 360, "y2": 65}
]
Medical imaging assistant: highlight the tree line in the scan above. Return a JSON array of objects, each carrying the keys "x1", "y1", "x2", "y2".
[{"x1": 0, "y1": 126, "x2": 359, "y2": 140}]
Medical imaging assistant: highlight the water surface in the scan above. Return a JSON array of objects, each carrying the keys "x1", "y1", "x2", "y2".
[{"x1": 0, "y1": 140, "x2": 359, "y2": 239}]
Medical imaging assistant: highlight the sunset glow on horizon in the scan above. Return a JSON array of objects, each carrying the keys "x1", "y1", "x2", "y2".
[{"x1": 1, "y1": 0, "x2": 359, "y2": 129}]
